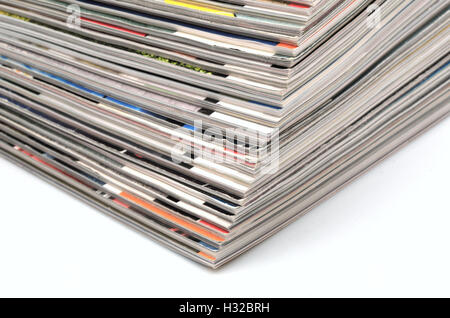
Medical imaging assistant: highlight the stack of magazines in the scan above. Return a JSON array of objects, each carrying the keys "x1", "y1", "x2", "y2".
[{"x1": 0, "y1": 0, "x2": 448, "y2": 268}]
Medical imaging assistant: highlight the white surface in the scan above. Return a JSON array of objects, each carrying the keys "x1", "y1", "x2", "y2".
[{"x1": 0, "y1": 117, "x2": 449, "y2": 298}]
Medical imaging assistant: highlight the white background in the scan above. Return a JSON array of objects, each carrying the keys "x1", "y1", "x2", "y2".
[{"x1": 0, "y1": 117, "x2": 449, "y2": 298}]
